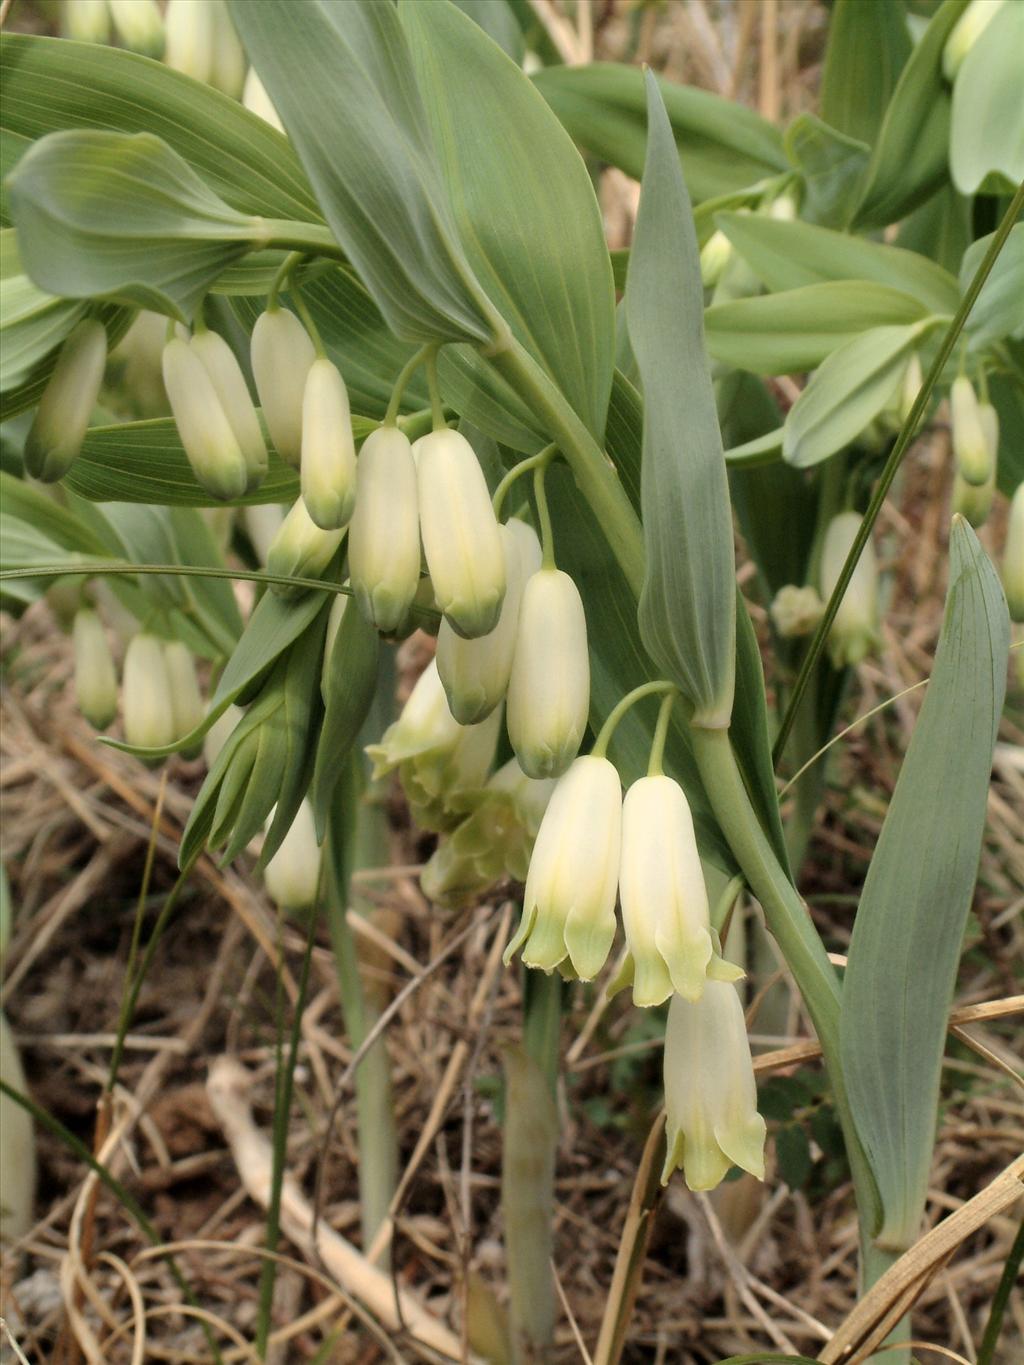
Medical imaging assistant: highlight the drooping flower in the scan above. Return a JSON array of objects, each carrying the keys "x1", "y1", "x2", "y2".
[
  {"x1": 950, "y1": 376, "x2": 993, "y2": 488},
  {"x1": 25, "y1": 319, "x2": 107, "y2": 483},
  {"x1": 265, "y1": 498, "x2": 345, "y2": 596},
  {"x1": 189, "y1": 328, "x2": 268, "y2": 489},
  {"x1": 163, "y1": 639, "x2": 205, "y2": 742},
  {"x1": 348, "y1": 426, "x2": 421, "y2": 633},
  {"x1": 122, "y1": 633, "x2": 176, "y2": 750},
  {"x1": 263, "y1": 800, "x2": 322, "y2": 911},
  {"x1": 250, "y1": 307, "x2": 316, "y2": 465},
  {"x1": 1003, "y1": 483, "x2": 1024, "y2": 623},
  {"x1": 163, "y1": 336, "x2": 249, "y2": 501},
  {"x1": 300, "y1": 357, "x2": 357, "y2": 530},
  {"x1": 72, "y1": 607, "x2": 118, "y2": 731},
  {"x1": 819, "y1": 512, "x2": 879, "y2": 668}
]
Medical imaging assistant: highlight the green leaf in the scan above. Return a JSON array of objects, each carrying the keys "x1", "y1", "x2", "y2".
[
  {"x1": 783, "y1": 114, "x2": 869, "y2": 229},
  {"x1": 0, "y1": 512, "x2": 115, "y2": 586},
  {"x1": 705, "y1": 282, "x2": 931, "y2": 376},
  {"x1": 531, "y1": 63, "x2": 788, "y2": 204},
  {"x1": 852, "y1": 0, "x2": 968, "y2": 230},
  {"x1": 625, "y1": 73, "x2": 735, "y2": 729},
  {"x1": 452, "y1": 0, "x2": 525, "y2": 62},
  {"x1": 896, "y1": 182, "x2": 972, "y2": 276},
  {"x1": 949, "y1": 1, "x2": 1024, "y2": 195},
  {"x1": 783, "y1": 323, "x2": 929, "y2": 469},
  {"x1": 714, "y1": 212, "x2": 960, "y2": 316},
  {"x1": 840, "y1": 519, "x2": 1009, "y2": 1248},
  {"x1": 1, "y1": 299, "x2": 133, "y2": 422},
  {"x1": 0, "y1": 230, "x2": 85, "y2": 389},
  {"x1": 7, "y1": 130, "x2": 268, "y2": 321},
  {"x1": 989, "y1": 372, "x2": 1024, "y2": 499},
  {"x1": 401, "y1": 0, "x2": 616, "y2": 440},
  {"x1": 732, "y1": 594, "x2": 789, "y2": 876},
  {"x1": 310, "y1": 605, "x2": 380, "y2": 839},
  {"x1": 960, "y1": 223, "x2": 1024, "y2": 347},
  {"x1": 775, "y1": 1123, "x2": 813, "y2": 1190},
  {"x1": 820, "y1": 0, "x2": 911, "y2": 148},
  {"x1": 228, "y1": 0, "x2": 496, "y2": 346},
  {"x1": 0, "y1": 128, "x2": 31, "y2": 226},
  {"x1": 0, "y1": 472, "x2": 116, "y2": 559},
  {"x1": 0, "y1": 33, "x2": 320, "y2": 223}
]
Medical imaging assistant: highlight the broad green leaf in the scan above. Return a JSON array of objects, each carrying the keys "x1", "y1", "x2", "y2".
[
  {"x1": 714, "y1": 212, "x2": 960, "y2": 316},
  {"x1": 0, "y1": 128, "x2": 31, "y2": 226},
  {"x1": 229, "y1": 0, "x2": 497, "y2": 346},
  {"x1": 820, "y1": 0, "x2": 911, "y2": 148},
  {"x1": 0, "y1": 33, "x2": 320, "y2": 223},
  {"x1": 724, "y1": 427, "x2": 784, "y2": 468},
  {"x1": 853, "y1": 0, "x2": 968, "y2": 230},
  {"x1": 7, "y1": 130, "x2": 272, "y2": 321},
  {"x1": 949, "y1": 1, "x2": 1024, "y2": 195},
  {"x1": 452, "y1": 0, "x2": 525, "y2": 62},
  {"x1": 783, "y1": 114, "x2": 869, "y2": 229},
  {"x1": 959, "y1": 223, "x2": 1024, "y2": 348},
  {"x1": 1, "y1": 300, "x2": 133, "y2": 422},
  {"x1": 531, "y1": 63, "x2": 788, "y2": 204},
  {"x1": 166, "y1": 506, "x2": 243, "y2": 650},
  {"x1": 0, "y1": 513, "x2": 116, "y2": 586},
  {"x1": 0, "y1": 472, "x2": 117, "y2": 559},
  {"x1": 310, "y1": 604, "x2": 381, "y2": 838},
  {"x1": 401, "y1": 0, "x2": 616, "y2": 440},
  {"x1": 0, "y1": 231, "x2": 86, "y2": 390},
  {"x1": 732, "y1": 594, "x2": 789, "y2": 878},
  {"x1": 625, "y1": 73, "x2": 735, "y2": 729},
  {"x1": 841, "y1": 519, "x2": 1008, "y2": 1248},
  {"x1": 783, "y1": 323, "x2": 928, "y2": 468},
  {"x1": 705, "y1": 283, "x2": 931, "y2": 376},
  {"x1": 896, "y1": 182, "x2": 972, "y2": 276}
]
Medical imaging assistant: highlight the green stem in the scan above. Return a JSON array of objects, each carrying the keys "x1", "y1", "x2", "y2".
[
  {"x1": 978, "y1": 1215, "x2": 1024, "y2": 1365},
  {"x1": 647, "y1": 691, "x2": 675, "y2": 777},
  {"x1": 425, "y1": 344, "x2": 446, "y2": 431},
  {"x1": 267, "y1": 249, "x2": 303, "y2": 309},
  {"x1": 257, "y1": 221, "x2": 346, "y2": 266},
  {"x1": 384, "y1": 346, "x2": 432, "y2": 426},
  {"x1": 522, "y1": 969, "x2": 563, "y2": 1096},
  {"x1": 492, "y1": 444, "x2": 556, "y2": 519},
  {"x1": 487, "y1": 338, "x2": 645, "y2": 597},
  {"x1": 773, "y1": 178, "x2": 1024, "y2": 766},
  {"x1": 533, "y1": 461, "x2": 556, "y2": 569},
  {"x1": 286, "y1": 268, "x2": 326, "y2": 358},
  {"x1": 592, "y1": 680, "x2": 677, "y2": 758}
]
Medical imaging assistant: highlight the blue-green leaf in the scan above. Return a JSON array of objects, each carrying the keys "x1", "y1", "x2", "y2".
[
  {"x1": 820, "y1": 0, "x2": 911, "y2": 149},
  {"x1": 949, "y1": 0, "x2": 1024, "y2": 195}
]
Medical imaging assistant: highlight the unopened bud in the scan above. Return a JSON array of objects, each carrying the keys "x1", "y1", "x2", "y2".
[
  {"x1": 348, "y1": 426, "x2": 421, "y2": 632},
  {"x1": 63, "y1": 0, "x2": 111, "y2": 44},
  {"x1": 699, "y1": 229, "x2": 732, "y2": 288},
  {"x1": 943, "y1": 0, "x2": 1005, "y2": 81},
  {"x1": 25, "y1": 319, "x2": 107, "y2": 482},
  {"x1": 662, "y1": 982, "x2": 766, "y2": 1190},
  {"x1": 507, "y1": 569, "x2": 590, "y2": 779},
  {"x1": 189, "y1": 329, "x2": 267, "y2": 489},
  {"x1": 162, "y1": 336, "x2": 248, "y2": 500},
  {"x1": 417, "y1": 429, "x2": 506, "y2": 638},
  {"x1": 209, "y1": 0, "x2": 246, "y2": 98},
  {"x1": 163, "y1": 639, "x2": 205, "y2": 741},
  {"x1": 73, "y1": 608, "x2": 118, "y2": 730},
  {"x1": 266, "y1": 497, "x2": 345, "y2": 595},
  {"x1": 437, "y1": 518, "x2": 542, "y2": 724},
  {"x1": 767, "y1": 192, "x2": 797, "y2": 221},
  {"x1": 611, "y1": 776, "x2": 741, "y2": 1007},
  {"x1": 504, "y1": 755, "x2": 621, "y2": 980},
  {"x1": 952, "y1": 467, "x2": 995, "y2": 528},
  {"x1": 300, "y1": 357, "x2": 356, "y2": 530},
  {"x1": 263, "y1": 800, "x2": 321, "y2": 911},
  {"x1": 122, "y1": 633, "x2": 176, "y2": 750},
  {"x1": 899, "y1": 352, "x2": 924, "y2": 424},
  {"x1": 250, "y1": 308, "x2": 316, "y2": 465},
  {"x1": 242, "y1": 67, "x2": 285, "y2": 132},
  {"x1": 819, "y1": 512, "x2": 879, "y2": 668},
  {"x1": 770, "y1": 584, "x2": 825, "y2": 638},
  {"x1": 1004, "y1": 484, "x2": 1024, "y2": 623},
  {"x1": 951, "y1": 376, "x2": 992, "y2": 487},
  {"x1": 163, "y1": 0, "x2": 214, "y2": 84},
  {"x1": 108, "y1": 0, "x2": 164, "y2": 55}
]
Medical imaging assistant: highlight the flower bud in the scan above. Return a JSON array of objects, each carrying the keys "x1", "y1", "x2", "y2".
[
  {"x1": 437, "y1": 518, "x2": 542, "y2": 725},
  {"x1": 189, "y1": 329, "x2": 267, "y2": 489},
  {"x1": 819, "y1": 512, "x2": 879, "y2": 669},
  {"x1": 769, "y1": 584, "x2": 825, "y2": 639},
  {"x1": 122, "y1": 633, "x2": 176, "y2": 750},
  {"x1": 611, "y1": 776, "x2": 741, "y2": 1007},
  {"x1": 263, "y1": 800, "x2": 321, "y2": 911},
  {"x1": 504, "y1": 755, "x2": 621, "y2": 980},
  {"x1": 417, "y1": 429, "x2": 506, "y2": 638},
  {"x1": 348, "y1": 426, "x2": 421, "y2": 632},
  {"x1": 662, "y1": 981, "x2": 767, "y2": 1190},
  {"x1": 952, "y1": 465, "x2": 995, "y2": 528},
  {"x1": 163, "y1": 639, "x2": 205, "y2": 741},
  {"x1": 63, "y1": 0, "x2": 111, "y2": 44},
  {"x1": 209, "y1": 0, "x2": 246, "y2": 99},
  {"x1": 164, "y1": 0, "x2": 215, "y2": 84},
  {"x1": 942, "y1": 0, "x2": 1005, "y2": 81},
  {"x1": 321, "y1": 592, "x2": 348, "y2": 697},
  {"x1": 250, "y1": 308, "x2": 316, "y2": 465},
  {"x1": 265, "y1": 497, "x2": 345, "y2": 596},
  {"x1": 300, "y1": 357, "x2": 356, "y2": 530},
  {"x1": 25, "y1": 319, "x2": 107, "y2": 483},
  {"x1": 899, "y1": 351, "x2": 923, "y2": 424},
  {"x1": 73, "y1": 607, "x2": 118, "y2": 730},
  {"x1": 950, "y1": 376, "x2": 993, "y2": 487},
  {"x1": 699, "y1": 229, "x2": 732, "y2": 288},
  {"x1": 243, "y1": 67, "x2": 285, "y2": 132},
  {"x1": 507, "y1": 569, "x2": 589, "y2": 779},
  {"x1": 1004, "y1": 484, "x2": 1024, "y2": 623},
  {"x1": 108, "y1": 0, "x2": 164, "y2": 55},
  {"x1": 162, "y1": 336, "x2": 249, "y2": 501}
]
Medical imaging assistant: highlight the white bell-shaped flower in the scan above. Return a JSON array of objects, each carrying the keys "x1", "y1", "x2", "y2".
[
  {"x1": 507, "y1": 568, "x2": 590, "y2": 779},
  {"x1": 107, "y1": 0, "x2": 163, "y2": 55},
  {"x1": 662, "y1": 981, "x2": 767, "y2": 1190},
  {"x1": 163, "y1": 336, "x2": 249, "y2": 501},
  {"x1": 72, "y1": 608, "x2": 118, "y2": 731},
  {"x1": 819, "y1": 512, "x2": 879, "y2": 668},
  {"x1": 417, "y1": 428, "x2": 506, "y2": 638},
  {"x1": 162, "y1": 639, "x2": 205, "y2": 741},
  {"x1": 348, "y1": 426, "x2": 421, "y2": 633},
  {"x1": 25, "y1": 319, "x2": 107, "y2": 483},
  {"x1": 263, "y1": 800, "x2": 322, "y2": 911},
  {"x1": 436, "y1": 518, "x2": 542, "y2": 725},
  {"x1": 242, "y1": 68, "x2": 285, "y2": 132},
  {"x1": 64, "y1": 0, "x2": 111, "y2": 43},
  {"x1": 1003, "y1": 484, "x2": 1024, "y2": 623},
  {"x1": 163, "y1": 0, "x2": 215, "y2": 84},
  {"x1": 504, "y1": 755, "x2": 621, "y2": 981},
  {"x1": 300, "y1": 357, "x2": 357, "y2": 530},
  {"x1": 122, "y1": 634, "x2": 176, "y2": 750},
  {"x1": 266, "y1": 498, "x2": 345, "y2": 595},
  {"x1": 613, "y1": 775, "x2": 741, "y2": 1007},
  {"x1": 189, "y1": 329, "x2": 267, "y2": 489},
  {"x1": 250, "y1": 307, "x2": 316, "y2": 466},
  {"x1": 950, "y1": 376, "x2": 993, "y2": 487}
]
